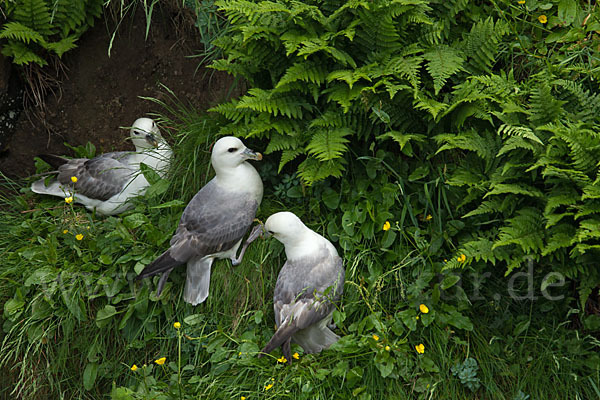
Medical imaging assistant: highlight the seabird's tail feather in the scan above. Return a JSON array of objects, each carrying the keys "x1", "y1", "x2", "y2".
[
  {"x1": 31, "y1": 178, "x2": 64, "y2": 197},
  {"x1": 183, "y1": 257, "x2": 213, "y2": 305},
  {"x1": 259, "y1": 323, "x2": 299, "y2": 357},
  {"x1": 292, "y1": 321, "x2": 339, "y2": 354},
  {"x1": 136, "y1": 250, "x2": 181, "y2": 280}
]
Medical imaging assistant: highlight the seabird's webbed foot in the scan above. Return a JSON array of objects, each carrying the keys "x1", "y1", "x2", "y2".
[{"x1": 231, "y1": 221, "x2": 265, "y2": 266}]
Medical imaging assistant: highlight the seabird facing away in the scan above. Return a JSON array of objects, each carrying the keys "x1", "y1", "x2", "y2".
[
  {"x1": 136, "y1": 136, "x2": 263, "y2": 305},
  {"x1": 30, "y1": 118, "x2": 172, "y2": 215},
  {"x1": 258, "y1": 212, "x2": 345, "y2": 364}
]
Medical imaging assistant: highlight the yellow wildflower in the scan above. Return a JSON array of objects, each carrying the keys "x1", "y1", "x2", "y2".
[
  {"x1": 173, "y1": 321, "x2": 181, "y2": 329},
  {"x1": 416, "y1": 316, "x2": 420, "y2": 320},
  {"x1": 538, "y1": 15, "x2": 547, "y2": 24},
  {"x1": 419, "y1": 304, "x2": 429, "y2": 314},
  {"x1": 517, "y1": 0, "x2": 525, "y2": 4},
  {"x1": 457, "y1": 254, "x2": 466, "y2": 263},
  {"x1": 130, "y1": 364, "x2": 138, "y2": 371},
  {"x1": 241, "y1": 397, "x2": 246, "y2": 400},
  {"x1": 264, "y1": 382, "x2": 274, "y2": 391},
  {"x1": 444, "y1": 259, "x2": 447, "y2": 263},
  {"x1": 415, "y1": 343, "x2": 425, "y2": 354},
  {"x1": 293, "y1": 352, "x2": 300, "y2": 360},
  {"x1": 277, "y1": 356, "x2": 287, "y2": 363},
  {"x1": 385, "y1": 345, "x2": 391, "y2": 351},
  {"x1": 425, "y1": 214, "x2": 432, "y2": 221},
  {"x1": 63, "y1": 229, "x2": 69, "y2": 234},
  {"x1": 382, "y1": 221, "x2": 391, "y2": 231},
  {"x1": 76, "y1": 234, "x2": 84, "y2": 241},
  {"x1": 372, "y1": 334, "x2": 379, "y2": 341},
  {"x1": 65, "y1": 196, "x2": 73, "y2": 204},
  {"x1": 155, "y1": 357, "x2": 166, "y2": 365},
  {"x1": 238, "y1": 352, "x2": 242, "y2": 356},
  {"x1": 71, "y1": 176, "x2": 78, "y2": 183}
]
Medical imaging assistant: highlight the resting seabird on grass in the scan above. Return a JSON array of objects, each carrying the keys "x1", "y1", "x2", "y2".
[
  {"x1": 31, "y1": 118, "x2": 171, "y2": 215},
  {"x1": 136, "y1": 136, "x2": 263, "y2": 305},
  {"x1": 258, "y1": 212, "x2": 345, "y2": 364}
]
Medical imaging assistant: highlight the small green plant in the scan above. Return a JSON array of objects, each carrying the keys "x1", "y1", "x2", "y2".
[
  {"x1": 0, "y1": 0, "x2": 104, "y2": 66},
  {"x1": 451, "y1": 357, "x2": 481, "y2": 392}
]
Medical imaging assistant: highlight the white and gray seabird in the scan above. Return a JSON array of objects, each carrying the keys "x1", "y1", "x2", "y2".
[
  {"x1": 30, "y1": 117, "x2": 171, "y2": 216},
  {"x1": 258, "y1": 212, "x2": 345, "y2": 363},
  {"x1": 136, "y1": 136, "x2": 263, "y2": 305}
]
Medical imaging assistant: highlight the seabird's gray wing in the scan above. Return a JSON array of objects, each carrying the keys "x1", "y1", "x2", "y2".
[
  {"x1": 56, "y1": 152, "x2": 134, "y2": 201},
  {"x1": 260, "y1": 247, "x2": 344, "y2": 357},
  {"x1": 136, "y1": 180, "x2": 258, "y2": 279}
]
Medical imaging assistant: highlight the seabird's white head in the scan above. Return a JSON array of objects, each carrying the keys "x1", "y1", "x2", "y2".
[
  {"x1": 129, "y1": 117, "x2": 163, "y2": 150},
  {"x1": 211, "y1": 136, "x2": 262, "y2": 174},
  {"x1": 264, "y1": 211, "x2": 307, "y2": 247}
]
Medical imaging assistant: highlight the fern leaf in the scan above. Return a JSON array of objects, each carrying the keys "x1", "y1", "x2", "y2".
[
  {"x1": 493, "y1": 207, "x2": 545, "y2": 253},
  {"x1": 484, "y1": 183, "x2": 545, "y2": 199},
  {"x1": 1, "y1": 41, "x2": 46, "y2": 66},
  {"x1": 43, "y1": 35, "x2": 78, "y2": 57},
  {"x1": 279, "y1": 149, "x2": 304, "y2": 172},
  {"x1": 237, "y1": 88, "x2": 310, "y2": 119},
  {"x1": 297, "y1": 157, "x2": 347, "y2": 185},
  {"x1": 306, "y1": 127, "x2": 351, "y2": 161},
  {"x1": 435, "y1": 130, "x2": 496, "y2": 161},
  {"x1": 461, "y1": 17, "x2": 507, "y2": 74},
  {"x1": 13, "y1": 0, "x2": 53, "y2": 36},
  {"x1": 0, "y1": 21, "x2": 44, "y2": 44},
  {"x1": 424, "y1": 45, "x2": 464, "y2": 94},
  {"x1": 377, "y1": 130, "x2": 426, "y2": 151},
  {"x1": 276, "y1": 61, "x2": 328, "y2": 88}
]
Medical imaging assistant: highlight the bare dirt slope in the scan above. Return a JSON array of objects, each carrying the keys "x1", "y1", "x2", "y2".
[{"x1": 0, "y1": 7, "x2": 233, "y2": 179}]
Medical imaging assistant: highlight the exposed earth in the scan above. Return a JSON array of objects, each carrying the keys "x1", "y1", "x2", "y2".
[{"x1": 0, "y1": 6, "x2": 235, "y2": 180}]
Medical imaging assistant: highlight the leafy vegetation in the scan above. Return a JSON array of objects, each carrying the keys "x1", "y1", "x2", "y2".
[{"x1": 1, "y1": 0, "x2": 600, "y2": 399}]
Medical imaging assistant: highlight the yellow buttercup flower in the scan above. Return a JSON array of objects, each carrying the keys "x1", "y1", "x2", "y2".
[
  {"x1": 130, "y1": 364, "x2": 138, "y2": 371},
  {"x1": 264, "y1": 382, "x2": 274, "y2": 391},
  {"x1": 425, "y1": 214, "x2": 432, "y2": 221},
  {"x1": 76, "y1": 234, "x2": 84, "y2": 241},
  {"x1": 538, "y1": 15, "x2": 547, "y2": 24},
  {"x1": 517, "y1": 0, "x2": 525, "y2": 4},
  {"x1": 63, "y1": 229, "x2": 69, "y2": 234},
  {"x1": 65, "y1": 196, "x2": 73, "y2": 204},
  {"x1": 293, "y1": 352, "x2": 300, "y2": 360},
  {"x1": 372, "y1": 334, "x2": 379, "y2": 341},
  {"x1": 241, "y1": 397, "x2": 246, "y2": 400},
  {"x1": 238, "y1": 352, "x2": 242, "y2": 356},
  {"x1": 415, "y1": 344, "x2": 425, "y2": 354},
  {"x1": 416, "y1": 316, "x2": 420, "y2": 320},
  {"x1": 71, "y1": 176, "x2": 78, "y2": 183},
  {"x1": 174, "y1": 321, "x2": 181, "y2": 329},
  {"x1": 457, "y1": 254, "x2": 466, "y2": 263},
  {"x1": 385, "y1": 345, "x2": 391, "y2": 351},
  {"x1": 277, "y1": 356, "x2": 287, "y2": 363},
  {"x1": 382, "y1": 221, "x2": 391, "y2": 231},
  {"x1": 155, "y1": 357, "x2": 166, "y2": 365},
  {"x1": 419, "y1": 304, "x2": 429, "y2": 314}
]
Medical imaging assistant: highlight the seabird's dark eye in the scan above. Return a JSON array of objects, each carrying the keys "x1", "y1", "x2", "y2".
[{"x1": 227, "y1": 147, "x2": 237, "y2": 153}]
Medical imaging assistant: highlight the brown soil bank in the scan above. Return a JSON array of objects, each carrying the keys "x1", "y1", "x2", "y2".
[{"x1": 0, "y1": 6, "x2": 233, "y2": 179}]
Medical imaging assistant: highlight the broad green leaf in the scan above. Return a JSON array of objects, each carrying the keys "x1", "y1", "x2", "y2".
[
  {"x1": 96, "y1": 304, "x2": 117, "y2": 328},
  {"x1": 83, "y1": 362, "x2": 98, "y2": 390}
]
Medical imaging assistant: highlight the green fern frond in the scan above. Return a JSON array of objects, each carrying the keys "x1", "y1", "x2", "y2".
[
  {"x1": 13, "y1": 0, "x2": 53, "y2": 36},
  {"x1": 1, "y1": 41, "x2": 46, "y2": 66},
  {"x1": 265, "y1": 132, "x2": 301, "y2": 153},
  {"x1": 0, "y1": 21, "x2": 44, "y2": 44},
  {"x1": 306, "y1": 127, "x2": 352, "y2": 161},
  {"x1": 423, "y1": 45, "x2": 464, "y2": 94},
  {"x1": 237, "y1": 88, "x2": 310, "y2": 119},
  {"x1": 377, "y1": 131, "x2": 426, "y2": 151},
  {"x1": 276, "y1": 61, "x2": 328, "y2": 88},
  {"x1": 528, "y1": 81, "x2": 566, "y2": 125},
  {"x1": 43, "y1": 35, "x2": 77, "y2": 57},
  {"x1": 461, "y1": 17, "x2": 507, "y2": 74},
  {"x1": 484, "y1": 183, "x2": 544, "y2": 199},
  {"x1": 494, "y1": 207, "x2": 545, "y2": 253},
  {"x1": 435, "y1": 130, "x2": 496, "y2": 161},
  {"x1": 545, "y1": 185, "x2": 580, "y2": 214},
  {"x1": 297, "y1": 157, "x2": 347, "y2": 185},
  {"x1": 279, "y1": 148, "x2": 304, "y2": 172}
]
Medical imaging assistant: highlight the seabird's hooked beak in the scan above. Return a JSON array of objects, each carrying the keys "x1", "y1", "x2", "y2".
[
  {"x1": 145, "y1": 133, "x2": 159, "y2": 148},
  {"x1": 242, "y1": 147, "x2": 262, "y2": 161}
]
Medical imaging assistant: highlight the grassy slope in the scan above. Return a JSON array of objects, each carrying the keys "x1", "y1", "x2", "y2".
[{"x1": 1, "y1": 107, "x2": 599, "y2": 400}]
